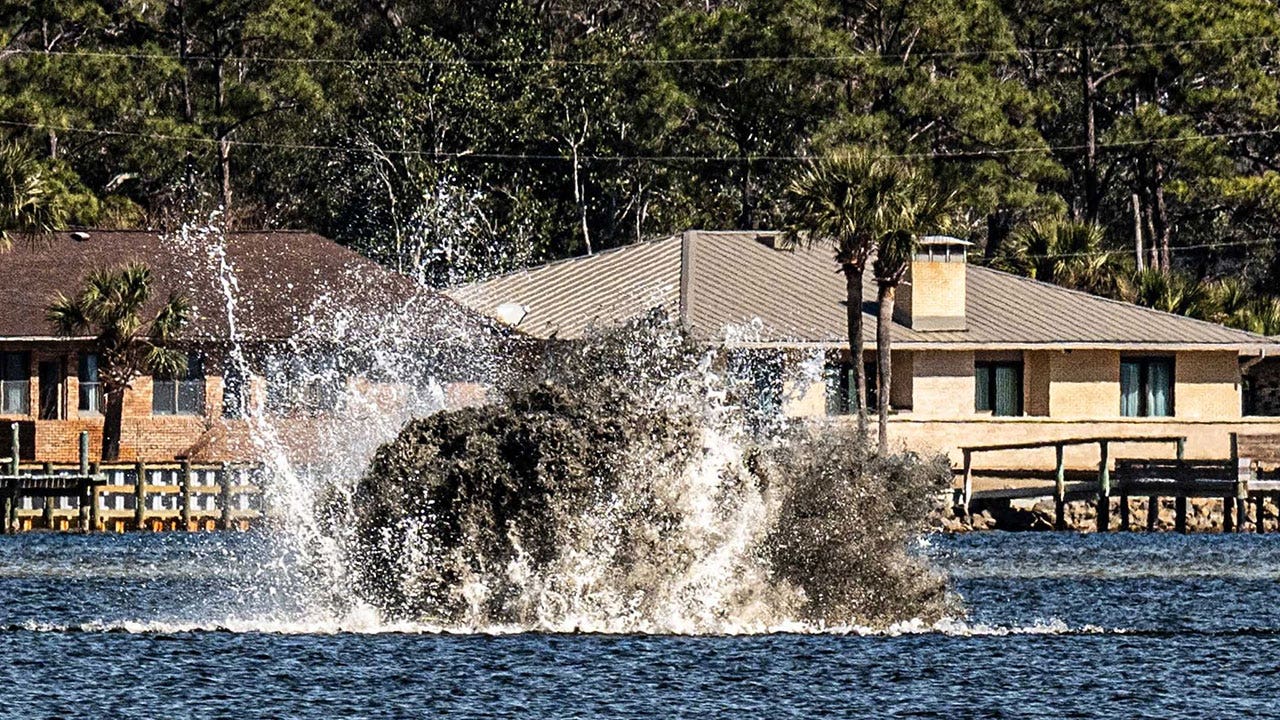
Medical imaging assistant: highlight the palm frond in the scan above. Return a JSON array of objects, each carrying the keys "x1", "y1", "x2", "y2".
[
  {"x1": 144, "y1": 345, "x2": 189, "y2": 379},
  {"x1": 45, "y1": 292, "x2": 91, "y2": 336}
]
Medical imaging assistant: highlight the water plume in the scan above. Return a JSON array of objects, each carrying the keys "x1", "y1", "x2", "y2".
[{"x1": 343, "y1": 318, "x2": 952, "y2": 633}]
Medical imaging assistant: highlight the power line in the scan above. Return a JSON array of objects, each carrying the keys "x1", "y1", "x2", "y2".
[
  {"x1": 2, "y1": 119, "x2": 1276, "y2": 163},
  {"x1": 3, "y1": 34, "x2": 1279, "y2": 67},
  {"x1": 978, "y1": 236, "x2": 1277, "y2": 262}
]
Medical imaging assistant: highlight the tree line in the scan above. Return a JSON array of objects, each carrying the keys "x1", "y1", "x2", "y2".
[{"x1": 3, "y1": 0, "x2": 1280, "y2": 322}]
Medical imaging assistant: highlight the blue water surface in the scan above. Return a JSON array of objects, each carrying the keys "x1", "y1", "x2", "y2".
[{"x1": 2, "y1": 532, "x2": 1279, "y2": 719}]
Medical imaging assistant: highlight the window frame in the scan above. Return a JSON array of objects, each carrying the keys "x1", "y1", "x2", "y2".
[
  {"x1": 152, "y1": 353, "x2": 206, "y2": 417},
  {"x1": 1120, "y1": 356, "x2": 1175, "y2": 418},
  {"x1": 78, "y1": 352, "x2": 103, "y2": 416},
  {"x1": 975, "y1": 360, "x2": 1024, "y2": 417},
  {"x1": 825, "y1": 359, "x2": 878, "y2": 416},
  {"x1": 0, "y1": 351, "x2": 31, "y2": 416}
]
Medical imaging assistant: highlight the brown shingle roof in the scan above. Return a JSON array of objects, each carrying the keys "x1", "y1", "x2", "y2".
[
  {"x1": 447, "y1": 230, "x2": 1280, "y2": 351},
  {"x1": 1, "y1": 230, "x2": 494, "y2": 343}
]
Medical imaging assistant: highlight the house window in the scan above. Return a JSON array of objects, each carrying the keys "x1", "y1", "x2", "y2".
[
  {"x1": 222, "y1": 359, "x2": 248, "y2": 419},
  {"x1": 0, "y1": 351, "x2": 30, "y2": 415},
  {"x1": 976, "y1": 361, "x2": 1023, "y2": 416},
  {"x1": 826, "y1": 360, "x2": 877, "y2": 415},
  {"x1": 726, "y1": 350, "x2": 784, "y2": 425},
  {"x1": 1121, "y1": 357, "x2": 1173, "y2": 417},
  {"x1": 266, "y1": 355, "x2": 341, "y2": 415},
  {"x1": 78, "y1": 353, "x2": 102, "y2": 414},
  {"x1": 153, "y1": 354, "x2": 205, "y2": 416}
]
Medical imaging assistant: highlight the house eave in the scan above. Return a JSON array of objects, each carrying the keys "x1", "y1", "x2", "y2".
[{"x1": 714, "y1": 340, "x2": 1280, "y2": 354}]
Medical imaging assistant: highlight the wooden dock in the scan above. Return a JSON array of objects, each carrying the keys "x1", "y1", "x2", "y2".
[
  {"x1": 1, "y1": 423, "x2": 261, "y2": 534},
  {"x1": 957, "y1": 433, "x2": 1280, "y2": 533}
]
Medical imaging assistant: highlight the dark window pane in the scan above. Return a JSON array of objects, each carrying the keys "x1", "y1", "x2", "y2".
[
  {"x1": 223, "y1": 360, "x2": 246, "y2": 419},
  {"x1": 1120, "y1": 361, "x2": 1141, "y2": 417},
  {"x1": 975, "y1": 365, "x2": 992, "y2": 412},
  {"x1": 78, "y1": 353, "x2": 101, "y2": 413},
  {"x1": 177, "y1": 379, "x2": 204, "y2": 414},
  {"x1": 1, "y1": 352, "x2": 30, "y2": 414},
  {"x1": 1148, "y1": 359, "x2": 1173, "y2": 417},
  {"x1": 993, "y1": 365, "x2": 1020, "y2": 416},
  {"x1": 153, "y1": 380, "x2": 176, "y2": 415}
]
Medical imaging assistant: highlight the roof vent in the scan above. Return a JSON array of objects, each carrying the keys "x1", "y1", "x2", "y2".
[
  {"x1": 494, "y1": 302, "x2": 529, "y2": 326},
  {"x1": 756, "y1": 233, "x2": 791, "y2": 250},
  {"x1": 70, "y1": 231, "x2": 91, "y2": 242}
]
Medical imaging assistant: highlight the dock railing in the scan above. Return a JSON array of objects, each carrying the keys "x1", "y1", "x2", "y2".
[
  {"x1": 958, "y1": 435, "x2": 1187, "y2": 531},
  {"x1": 1, "y1": 422, "x2": 261, "y2": 534}
]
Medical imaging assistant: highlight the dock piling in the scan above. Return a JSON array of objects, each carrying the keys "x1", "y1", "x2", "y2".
[
  {"x1": 134, "y1": 462, "x2": 147, "y2": 531},
  {"x1": 180, "y1": 461, "x2": 192, "y2": 531},
  {"x1": 1096, "y1": 440, "x2": 1110, "y2": 532},
  {"x1": 219, "y1": 462, "x2": 233, "y2": 530},
  {"x1": 961, "y1": 450, "x2": 973, "y2": 516},
  {"x1": 1054, "y1": 444, "x2": 1066, "y2": 531},
  {"x1": 41, "y1": 462, "x2": 54, "y2": 529}
]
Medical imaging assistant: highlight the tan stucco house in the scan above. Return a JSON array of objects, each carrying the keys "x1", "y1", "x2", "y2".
[{"x1": 447, "y1": 230, "x2": 1280, "y2": 469}]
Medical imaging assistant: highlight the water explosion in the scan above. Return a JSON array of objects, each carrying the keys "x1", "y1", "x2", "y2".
[
  {"x1": 340, "y1": 321, "x2": 953, "y2": 633},
  {"x1": 178, "y1": 222, "x2": 952, "y2": 634}
]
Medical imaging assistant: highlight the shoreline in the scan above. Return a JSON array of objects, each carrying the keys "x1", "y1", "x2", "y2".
[{"x1": 936, "y1": 496, "x2": 1280, "y2": 533}]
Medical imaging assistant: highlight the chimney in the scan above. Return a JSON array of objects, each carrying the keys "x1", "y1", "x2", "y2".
[{"x1": 894, "y1": 235, "x2": 971, "y2": 332}]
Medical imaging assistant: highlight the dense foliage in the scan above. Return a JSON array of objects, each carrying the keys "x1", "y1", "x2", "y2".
[{"x1": 3, "y1": 1, "x2": 1280, "y2": 318}]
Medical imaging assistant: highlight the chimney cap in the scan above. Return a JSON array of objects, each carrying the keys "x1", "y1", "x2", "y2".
[{"x1": 919, "y1": 235, "x2": 971, "y2": 246}]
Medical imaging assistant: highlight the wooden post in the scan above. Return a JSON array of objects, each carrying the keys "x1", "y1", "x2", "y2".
[
  {"x1": 1054, "y1": 444, "x2": 1066, "y2": 531},
  {"x1": 219, "y1": 462, "x2": 233, "y2": 531},
  {"x1": 180, "y1": 461, "x2": 192, "y2": 532},
  {"x1": 1146, "y1": 496, "x2": 1160, "y2": 532},
  {"x1": 1257, "y1": 494, "x2": 1266, "y2": 535},
  {"x1": 78, "y1": 432, "x2": 92, "y2": 533},
  {"x1": 88, "y1": 462, "x2": 99, "y2": 533},
  {"x1": 1119, "y1": 493, "x2": 1131, "y2": 531},
  {"x1": 1175, "y1": 496, "x2": 1188, "y2": 534},
  {"x1": 1096, "y1": 440, "x2": 1110, "y2": 532},
  {"x1": 9, "y1": 422, "x2": 19, "y2": 476},
  {"x1": 961, "y1": 450, "x2": 973, "y2": 516},
  {"x1": 1236, "y1": 459, "x2": 1251, "y2": 534},
  {"x1": 4, "y1": 490, "x2": 15, "y2": 535},
  {"x1": 41, "y1": 462, "x2": 54, "y2": 530},
  {"x1": 134, "y1": 461, "x2": 147, "y2": 531},
  {"x1": 0, "y1": 422, "x2": 16, "y2": 536},
  {"x1": 1224, "y1": 494, "x2": 1235, "y2": 532}
]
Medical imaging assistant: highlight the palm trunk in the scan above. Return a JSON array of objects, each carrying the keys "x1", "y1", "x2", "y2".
[
  {"x1": 876, "y1": 282, "x2": 894, "y2": 455},
  {"x1": 843, "y1": 263, "x2": 868, "y2": 437},
  {"x1": 102, "y1": 387, "x2": 125, "y2": 462}
]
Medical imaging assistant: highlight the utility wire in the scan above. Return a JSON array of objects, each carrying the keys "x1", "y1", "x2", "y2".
[
  {"x1": 2, "y1": 119, "x2": 1277, "y2": 162},
  {"x1": 3, "y1": 34, "x2": 1279, "y2": 66},
  {"x1": 975, "y1": 236, "x2": 1278, "y2": 262}
]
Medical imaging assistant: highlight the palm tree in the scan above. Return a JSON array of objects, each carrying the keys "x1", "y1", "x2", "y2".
[
  {"x1": 870, "y1": 169, "x2": 960, "y2": 454},
  {"x1": 0, "y1": 142, "x2": 67, "y2": 251},
  {"x1": 783, "y1": 148, "x2": 897, "y2": 437},
  {"x1": 1118, "y1": 268, "x2": 1216, "y2": 319},
  {"x1": 994, "y1": 219, "x2": 1132, "y2": 298},
  {"x1": 47, "y1": 263, "x2": 191, "y2": 461}
]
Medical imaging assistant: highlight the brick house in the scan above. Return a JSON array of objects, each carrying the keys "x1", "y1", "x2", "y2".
[{"x1": 0, "y1": 230, "x2": 500, "y2": 464}]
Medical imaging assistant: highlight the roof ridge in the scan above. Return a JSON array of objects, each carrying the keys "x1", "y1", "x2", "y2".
[
  {"x1": 969, "y1": 264, "x2": 1274, "y2": 343},
  {"x1": 446, "y1": 233, "x2": 683, "y2": 292},
  {"x1": 52, "y1": 228, "x2": 320, "y2": 235}
]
